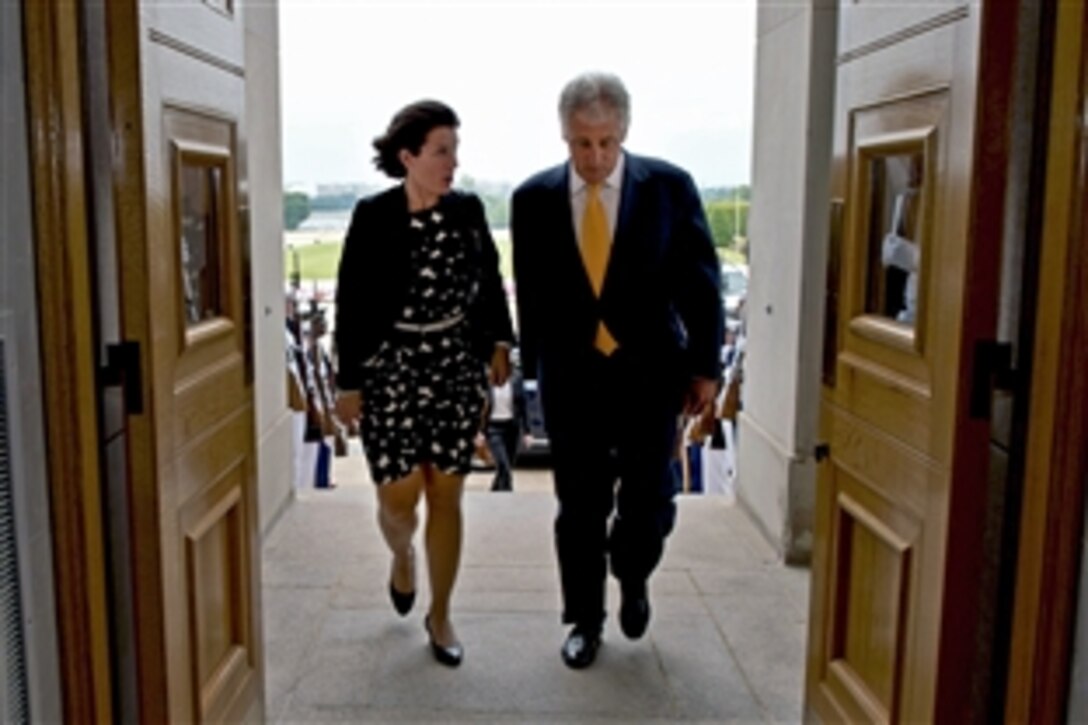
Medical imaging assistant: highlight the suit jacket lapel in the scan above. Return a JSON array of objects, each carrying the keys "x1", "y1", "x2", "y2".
[
  {"x1": 548, "y1": 165, "x2": 591, "y2": 292},
  {"x1": 614, "y1": 153, "x2": 640, "y2": 247},
  {"x1": 603, "y1": 153, "x2": 643, "y2": 298},
  {"x1": 553, "y1": 165, "x2": 576, "y2": 248}
]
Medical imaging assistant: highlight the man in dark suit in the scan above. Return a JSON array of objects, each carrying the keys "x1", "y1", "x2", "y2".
[{"x1": 511, "y1": 72, "x2": 722, "y2": 669}]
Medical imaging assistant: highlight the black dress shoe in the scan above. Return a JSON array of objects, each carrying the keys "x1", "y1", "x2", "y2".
[
  {"x1": 619, "y1": 581, "x2": 651, "y2": 640},
  {"x1": 389, "y1": 581, "x2": 415, "y2": 616},
  {"x1": 561, "y1": 626, "x2": 601, "y2": 669},
  {"x1": 424, "y1": 615, "x2": 463, "y2": 667}
]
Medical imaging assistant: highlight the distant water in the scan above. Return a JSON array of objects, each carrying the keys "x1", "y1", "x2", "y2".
[{"x1": 297, "y1": 209, "x2": 352, "y2": 232}]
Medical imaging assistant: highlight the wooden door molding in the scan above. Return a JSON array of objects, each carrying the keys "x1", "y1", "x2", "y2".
[
  {"x1": 1006, "y1": 0, "x2": 1088, "y2": 720},
  {"x1": 22, "y1": 1, "x2": 113, "y2": 721}
]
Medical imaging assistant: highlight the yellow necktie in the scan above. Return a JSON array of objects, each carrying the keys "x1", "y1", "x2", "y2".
[{"x1": 580, "y1": 184, "x2": 618, "y2": 355}]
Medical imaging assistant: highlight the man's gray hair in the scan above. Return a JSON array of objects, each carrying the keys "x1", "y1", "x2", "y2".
[{"x1": 558, "y1": 72, "x2": 631, "y2": 139}]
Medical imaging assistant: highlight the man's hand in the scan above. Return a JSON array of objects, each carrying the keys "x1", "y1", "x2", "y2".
[
  {"x1": 335, "y1": 390, "x2": 362, "y2": 423},
  {"x1": 684, "y1": 377, "x2": 718, "y2": 417},
  {"x1": 489, "y1": 344, "x2": 511, "y2": 386}
]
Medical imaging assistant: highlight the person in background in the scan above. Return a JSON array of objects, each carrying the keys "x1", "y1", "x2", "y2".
[
  {"x1": 333, "y1": 100, "x2": 514, "y2": 667},
  {"x1": 286, "y1": 295, "x2": 315, "y2": 491},
  {"x1": 308, "y1": 309, "x2": 339, "y2": 489},
  {"x1": 721, "y1": 325, "x2": 739, "y2": 370},
  {"x1": 511, "y1": 72, "x2": 722, "y2": 669},
  {"x1": 881, "y1": 156, "x2": 923, "y2": 324},
  {"x1": 485, "y1": 357, "x2": 526, "y2": 492},
  {"x1": 296, "y1": 311, "x2": 327, "y2": 490}
]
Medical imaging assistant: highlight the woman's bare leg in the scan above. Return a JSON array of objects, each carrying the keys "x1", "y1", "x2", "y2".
[
  {"x1": 376, "y1": 467, "x2": 426, "y2": 593},
  {"x1": 423, "y1": 466, "x2": 466, "y2": 646}
]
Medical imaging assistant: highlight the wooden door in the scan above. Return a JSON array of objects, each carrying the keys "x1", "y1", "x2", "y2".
[
  {"x1": 806, "y1": 3, "x2": 1016, "y2": 722},
  {"x1": 107, "y1": 1, "x2": 263, "y2": 721}
]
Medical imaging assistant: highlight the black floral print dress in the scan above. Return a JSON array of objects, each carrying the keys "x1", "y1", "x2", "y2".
[{"x1": 358, "y1": 204, "x2": 489, "y2": 484}]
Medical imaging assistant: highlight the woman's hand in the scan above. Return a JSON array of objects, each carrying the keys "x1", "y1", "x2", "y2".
[
  {"x1": 684, "y1": 377, "x2": 718, "y2": 417},
  {"x1": 489, "y1": 344, "x2": 511, "y2": 386},
  {"x1": 335, "y1": 390, "x2": 362, "y2": 423}
]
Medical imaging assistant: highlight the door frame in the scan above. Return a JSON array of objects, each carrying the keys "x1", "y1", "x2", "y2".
[
  {"x1": 21, "y1": 0, "x2": 1087, "y2": 720},
  {"x1": 1006, "y1": 0, "x2": 1088, "y2": 720},
  {"x1": 21, "y1": 0, "x2": 113, "y2": 721}
]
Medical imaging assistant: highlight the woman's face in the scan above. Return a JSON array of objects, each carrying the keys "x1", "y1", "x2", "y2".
[{"x1": 401, "y1": 125, "x2": 459, "y2": 199}]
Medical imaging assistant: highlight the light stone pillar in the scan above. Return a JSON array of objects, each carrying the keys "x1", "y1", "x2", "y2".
[
  {"x1": 736, "y1": 0, "x2": 836, "y2": 564},
  {"x1": 245, "y1": 1, "x2": 296, "y2": 535}
]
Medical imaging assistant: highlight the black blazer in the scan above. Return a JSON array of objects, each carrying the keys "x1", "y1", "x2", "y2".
[
  {"x1": 334, "y1": 185, "x2": 514, "y2": 390},
  {"x1": 511, "y1": 153, "x2": 722, "y2": 387}
]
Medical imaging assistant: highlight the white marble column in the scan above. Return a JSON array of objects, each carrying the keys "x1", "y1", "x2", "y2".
[
  {"x1": 245, "y1": 1, "x2": 297, "y2": 535},
  {"x1": 736, "y1": 0, "x2": 837, "y2": 564}
]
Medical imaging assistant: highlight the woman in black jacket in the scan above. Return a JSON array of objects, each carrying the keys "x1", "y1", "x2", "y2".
[{"x1": 334, "y1": 100, "x2": 513, "y2": 667}]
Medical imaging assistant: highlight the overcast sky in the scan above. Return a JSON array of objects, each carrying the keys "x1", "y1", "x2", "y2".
[{"x1": 279, "y1": 1, "x2": 756, "y2": 191}]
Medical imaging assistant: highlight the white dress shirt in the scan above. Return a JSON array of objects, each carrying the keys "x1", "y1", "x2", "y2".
[{"x1": 569, "y1": 153, "x2": 625, "y2": 250}]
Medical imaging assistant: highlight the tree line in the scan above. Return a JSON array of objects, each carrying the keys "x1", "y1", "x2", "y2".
[{"x1": 284, "y1": 182, "x2": 749, "y2": 254}]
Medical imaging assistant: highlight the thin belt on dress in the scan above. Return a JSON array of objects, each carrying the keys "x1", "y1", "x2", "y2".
[{"x1": 391, "y1": 313, "x2": 465, "y2": 334}]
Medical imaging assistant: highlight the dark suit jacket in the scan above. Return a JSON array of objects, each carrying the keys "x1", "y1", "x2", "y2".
[
  {"x1": 334, "y1": 185, "x2": 514, "y2": 390},
  {"x1": 511, "y1": 153, "x2": 722, "y2": 398}
]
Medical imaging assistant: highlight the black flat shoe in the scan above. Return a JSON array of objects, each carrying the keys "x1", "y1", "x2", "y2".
[
  {"x1": 424, "y1": 615, "x2": 463, "y2": 668},
  {"x1": 561, "y1": 626, "x2": 601, "y2": 669},
  {"x1": 389, "y1": 581, "x2": 415, "y2": 616},
  {"x1": 619, "y1": 580, "x2": 651, "y2": 640}
]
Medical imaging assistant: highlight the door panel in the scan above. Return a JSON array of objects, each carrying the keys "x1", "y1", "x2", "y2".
[
  {"x1": 807, "y1": 3, "x2": 1004, "y2": 722},
  {"x1": 146, "y1": 1, "x2": 245, "y2": 73},
  {"x1": 838, "y1": 3, "x2": 968, "y2": 60},
  {"x1": 841, "y1": 90, "x2": 945, "y2": 405},
  {"x1": 181, "y1": 461, "x2": 254, "y2": 722},
  {"x1": 107, "y1": 1, "x2": 262, "y2": 721},
  {"x1": 837, "y1": 354, "x2": 931, "y2": 456}
]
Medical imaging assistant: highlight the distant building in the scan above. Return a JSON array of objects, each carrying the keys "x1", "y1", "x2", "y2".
[
  {"x1": 284, "y1": 180, "x2": 317, "y2": 196},
  {"x1": 315, "y1": 181, "x2": 372, "y2": 198}
]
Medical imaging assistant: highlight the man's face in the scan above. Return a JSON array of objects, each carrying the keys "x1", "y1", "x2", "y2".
[{"x1": 564, "y1": 109, "x2": 624, "y2": 185}]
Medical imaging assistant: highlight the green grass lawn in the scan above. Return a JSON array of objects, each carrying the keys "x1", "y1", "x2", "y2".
[
  {"x1": 285, "y1": 229, "x2": 739, "y2": 282},
  {"x1": 492, "y1": 229, "x2": 512, "y2": 278},
  {"x1": 717, "y1": 246, "x2": 746, "y2": 265},
  {"x1": 285, "y1": 241, "x2": 344, "y2": 281},
  {"x1": 285, "y1": 230, "x2": 514, "y2": 282}
]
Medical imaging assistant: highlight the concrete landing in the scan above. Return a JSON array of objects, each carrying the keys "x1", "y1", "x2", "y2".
[{"x1": 263, "y1": 453, "x2": 809, "y2": 723}]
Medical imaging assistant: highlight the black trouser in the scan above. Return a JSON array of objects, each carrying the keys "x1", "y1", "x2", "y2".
[
  {"x1": 542, "y1": 350, "x2": 684, "y2": 631},
  {"x1": 486, "y1": 419, "x2": 519, "y2": 491}
]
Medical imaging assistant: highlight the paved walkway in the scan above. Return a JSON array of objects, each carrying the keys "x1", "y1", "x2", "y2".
[{"x1": 262, "y1": 450, "x2": 810, "y2": 723}]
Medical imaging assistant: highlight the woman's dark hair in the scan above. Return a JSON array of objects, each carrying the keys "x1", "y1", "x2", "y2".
[{"x1": 372, "y1": 100, "x2": 460, "y2": 178}]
